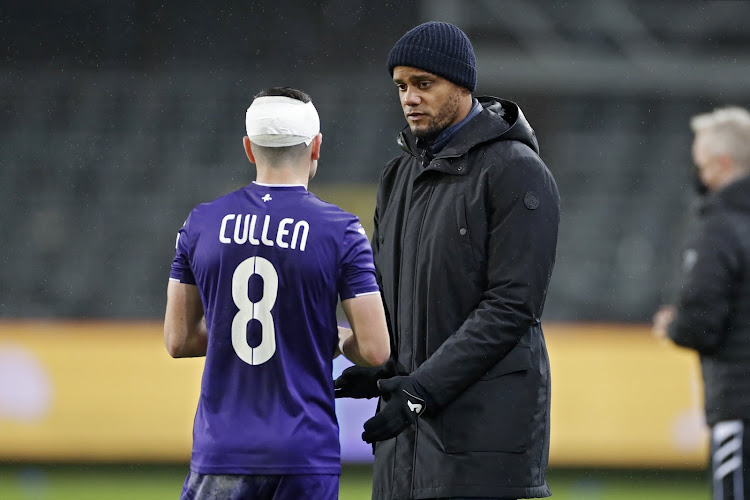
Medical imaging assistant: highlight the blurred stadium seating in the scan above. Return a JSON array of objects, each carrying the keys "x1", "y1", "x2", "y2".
[{"x1": 3, "y1": 1, "x2": 749, "y2": 322}]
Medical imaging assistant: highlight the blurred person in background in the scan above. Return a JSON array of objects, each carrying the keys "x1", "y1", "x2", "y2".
[
  {"x1": 653, "y1": 106, "x2": 750, "y2": 500},
  {"x1": 163, "y1": 86, "x2": 390, "y2": 500},
  {"x1": 334, "y1": 22, "x2": 560, "y2": 500}
]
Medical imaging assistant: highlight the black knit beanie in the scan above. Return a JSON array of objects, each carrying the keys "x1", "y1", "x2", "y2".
[{"x1": 387, "y1": 22, "x2": 476, "y2": 92}]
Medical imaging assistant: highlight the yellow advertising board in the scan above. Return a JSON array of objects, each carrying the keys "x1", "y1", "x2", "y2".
[
  {"x1": 0, "y1": 321, "x2": 202, "y2": 462},
  {"x1": 0, "y1": 321, "x2": 707, "y2": 467},
  {"x1": 545, "y1": 323, "x2": 706, "y2": 468}
]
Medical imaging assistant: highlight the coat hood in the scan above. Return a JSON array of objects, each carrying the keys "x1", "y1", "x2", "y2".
[
  {"x1": 702, "y1": 173, "x2": 750, "y2": 214},
  {"x1": 397, "y1": 96, "x2": 540, "y2": 158}
]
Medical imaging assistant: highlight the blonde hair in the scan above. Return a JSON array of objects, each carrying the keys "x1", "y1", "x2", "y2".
[{"x1": 690, "y1": 106, "x2": 750, "y2": 171}]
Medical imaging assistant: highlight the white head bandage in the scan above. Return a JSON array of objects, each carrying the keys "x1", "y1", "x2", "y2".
[{"x1": 245, "y1": 96, "x2": 320, "y2": 147}]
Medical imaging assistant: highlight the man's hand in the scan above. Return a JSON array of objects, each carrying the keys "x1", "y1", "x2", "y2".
[
  {"x1": 334, "y1": 358, "x2": 397, "y2": 399},
  {"x1": 361, "y1": 376, "x2": 427, "y2": 444}
]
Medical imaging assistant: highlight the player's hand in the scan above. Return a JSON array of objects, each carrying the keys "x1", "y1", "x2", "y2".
[
  {"x1": 334, "y1": 358, "x2": 396, "y2": 399},
  {"x1": 333, "y1": 326, "x2": 352, "y2": 359},
  {"x1": 361, "y1": 376, "x2": 427, "y2": 444},
  {"x1": 652, "y1": 305, "x2": 676, "y2": 340}
]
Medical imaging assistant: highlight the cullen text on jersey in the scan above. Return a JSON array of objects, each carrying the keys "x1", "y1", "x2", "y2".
[{"x1": 219, "y1": 214, "x2": 309, "y2": 251}]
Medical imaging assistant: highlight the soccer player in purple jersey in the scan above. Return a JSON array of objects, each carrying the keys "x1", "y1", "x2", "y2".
[{"x1": 163, "y1": 86, "x2": 391, "y2": 500}]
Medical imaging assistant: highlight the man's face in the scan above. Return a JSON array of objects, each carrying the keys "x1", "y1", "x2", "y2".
[
  {"x1": 392, "y1": 66, "x2": 467, "y2": 140},
  {"x1": 692, "y1": 133, "x2": 724, "y2": 193}
]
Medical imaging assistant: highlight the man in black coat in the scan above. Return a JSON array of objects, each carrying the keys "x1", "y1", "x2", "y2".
[
  {"x1": 335, "y1": 22, "x2": 559, "y2": 500},
  {"x1": 653, "y1": 106, "x2": 750, "y2": 500}
]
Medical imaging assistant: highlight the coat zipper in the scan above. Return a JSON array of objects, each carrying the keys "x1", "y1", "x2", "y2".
[
  {"x1": 411, "y1": 178, "x2": 437, "y2": 368},
  {"x1": 408, "y1": 176, "x2": 436, "y2": 498}
]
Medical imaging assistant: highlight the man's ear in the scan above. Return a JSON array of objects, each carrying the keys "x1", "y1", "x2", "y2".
[
  {"x1": 311, "y1": 133, "x2": 323, "y2": 161},
  {"x1": 243, "y1": 136, "x2": 256, "y2": 164}
]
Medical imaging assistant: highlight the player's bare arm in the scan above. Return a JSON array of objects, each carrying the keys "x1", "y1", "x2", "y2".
[
  {"x1": 340, "y1": 294, "x2": 390, "y2": 367},
  {"x1": 164, "y1": 280, "x2": 208, "y2": 358}
]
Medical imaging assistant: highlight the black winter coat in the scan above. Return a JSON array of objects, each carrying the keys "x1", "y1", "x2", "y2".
[
  {"x1": 669, "y1": 174, "x2": 750, "y2": 426},
  {"x1": 370, "y1": 97, "x2": 560, "y2": 499}
]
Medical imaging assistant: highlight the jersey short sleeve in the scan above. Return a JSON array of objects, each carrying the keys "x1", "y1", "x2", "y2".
[
  {"x1": 338, "y1": 219, "x2": 379, "y2": 300},
  {"x1": 170, "y1": 214, "x2": 196, "y2": 285}
]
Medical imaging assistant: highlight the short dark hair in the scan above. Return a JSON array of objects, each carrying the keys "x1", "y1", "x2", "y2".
[{"x1": 254, "y1": 86, "x2": 312, "y2": 103}]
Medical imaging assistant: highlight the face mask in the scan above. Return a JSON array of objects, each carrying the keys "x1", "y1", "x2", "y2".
[{"x1": 692, "y1": 166, "x2": 709, "y2": 196}]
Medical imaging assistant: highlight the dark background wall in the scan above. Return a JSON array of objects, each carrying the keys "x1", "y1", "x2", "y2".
[{"x1": 2, "y1": 0, "x2": 749, "y2": 321}]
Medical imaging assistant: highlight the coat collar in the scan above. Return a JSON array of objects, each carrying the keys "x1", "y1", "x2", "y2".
[
  {"x1": 396, "y1": 97, "x2": 539, "y2": 169},
  {"x1": 700, "y1": 173, "x2": 750, "y2": 215}
]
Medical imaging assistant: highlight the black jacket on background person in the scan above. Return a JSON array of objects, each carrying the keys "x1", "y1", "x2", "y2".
[
  {"x1": 668, "y1": 174, "x2": 750, "y2": 426},
  {"x1": 370, "y1": 97, "x2": 560, "y2": 499}
]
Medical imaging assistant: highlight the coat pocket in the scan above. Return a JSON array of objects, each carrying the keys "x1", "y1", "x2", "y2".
[
  {"x1": 441, "y1": 345, "x2": 536, "y2": 453},
  {"x1": 454, "y1": 193, "x2": 482, "y2": 271}
]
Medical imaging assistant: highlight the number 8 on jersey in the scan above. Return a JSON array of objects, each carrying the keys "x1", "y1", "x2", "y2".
[{"x1": 231, "y1": 256, "x2": 278, "y2": 365}]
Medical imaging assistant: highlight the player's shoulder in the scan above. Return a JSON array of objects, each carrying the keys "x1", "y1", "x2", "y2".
[
  {"x1": 190, "y1": 186, "x2": 247, "y2": 212},
  {"x1": 305, "y1": 191, "x2": 359, "y2": 222}
]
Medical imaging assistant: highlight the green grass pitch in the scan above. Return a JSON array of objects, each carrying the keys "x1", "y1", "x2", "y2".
[{"x1": 0, "y1": 464, "x2": 709, "y2": 499}]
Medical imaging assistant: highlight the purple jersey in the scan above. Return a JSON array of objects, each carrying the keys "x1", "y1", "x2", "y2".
[{"x1": 169, "y1": 182, "x2": 379, "y2": 475}]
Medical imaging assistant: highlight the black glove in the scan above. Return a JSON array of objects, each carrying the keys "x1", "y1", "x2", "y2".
[
  {"x1": 361, "y1": 376, "x2": 428, "y2": 444},
  {"x1": 334, "y1": 358, "x2": 397, "y2": 399}
]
